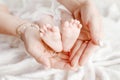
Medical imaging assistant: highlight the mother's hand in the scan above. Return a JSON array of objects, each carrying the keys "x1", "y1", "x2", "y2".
[
  {"x1": 20, "y1": 23, "x2": 72, "y2": 70},
  {"x1": 70, "y1": 0, "x2": 102, "y2": 67}
]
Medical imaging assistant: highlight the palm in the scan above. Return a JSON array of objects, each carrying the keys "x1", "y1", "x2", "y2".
[
  {"x1": 70, "y1": 2, "x2": 101, "y2": 66},
  {"x1": 39, "y1": 45, "x2": 72, "y2": 70},
  {"x1": 22, "y1": 27, "x2": 72, "y2": 70}
]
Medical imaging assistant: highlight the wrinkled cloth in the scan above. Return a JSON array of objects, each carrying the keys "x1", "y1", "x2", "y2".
[
  {"x1": 0, "y1": 0, "x2": 68, "y2": 26},
  {"x1": 0, "y1": 0, "x2": 120, "y2": 80}
]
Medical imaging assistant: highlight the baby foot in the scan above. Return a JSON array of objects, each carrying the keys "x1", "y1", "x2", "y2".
[
  {"x1": 61, "y1": 19, "x2": 82, "y2": 52},
  {"x1": 40, "y1": 24, "x2": 63, "y2": 52}
]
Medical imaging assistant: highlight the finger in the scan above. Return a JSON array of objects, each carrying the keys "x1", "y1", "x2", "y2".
[
  {"x1": 73, "y1": 8, "x2": 82, "y2": 22},
  {"x1": 80, "y1": 3, "x2": 102, "y2": 45},
  {"x1": 79, "y1": 41, "x2": 98, "y2": 66},
  {"x1": 70, "y1": 40, "x2": 83, "y2": 61},
  {"x1": 89, "y1": 15, "x2": 102, "y2": 45},
  {"x1": 35, "y1": 54, "x2": 51, "y2": 68},
  {"x1": 50, "y1": 57, "x2": 72, "y2": 70},
  {"x1": 71, "y1": 41, "x2": 88, "y2": 67},
  {"x1": 43, "y1": 25, "x2": 47, "y2": 32},
  {"x1": 57, "y1": 52, "x2": 69, "y2": 59}
]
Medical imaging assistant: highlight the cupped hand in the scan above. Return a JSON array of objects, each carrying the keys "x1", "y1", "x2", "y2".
[
  {"x1": 21, "y1": 26, "x2": 72, "y2": 70},
  {"x1": 70, "y1": 1, "x2": 102, "y2": 67}
]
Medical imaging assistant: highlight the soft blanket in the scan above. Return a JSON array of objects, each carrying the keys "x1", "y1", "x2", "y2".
[{"x1": 0, "y1": 2, "x2": 120, "y2": 80}]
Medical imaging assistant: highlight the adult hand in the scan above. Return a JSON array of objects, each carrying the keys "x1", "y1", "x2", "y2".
[
  {"x1": 57, "y1": 0, "x2": 102, "y2": 68},
  {"x1": 69, "y1": 0, "x2": 102, "y2": 66},
  {"x1": 21, "y1": 25, "x2": 72, "y2": 70}
]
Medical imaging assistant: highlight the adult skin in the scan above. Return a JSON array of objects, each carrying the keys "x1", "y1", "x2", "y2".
[
  {"x1": 58, "y1": 0, "x2": 102, "y2": 67},
  {"x1": 0, "y1": 0, "x2": 102, "y2": 70},
  {"x1": 0, "y1": 4, "x2": 73, "y2": 70}
]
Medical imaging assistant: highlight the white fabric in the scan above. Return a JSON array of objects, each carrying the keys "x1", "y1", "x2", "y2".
[
  {"x1": 2, "y1": 0, "x2": 66, "y2": 26},
  {"x1": 0, "y1": 0, "x2": 120, "y2": 80},
  {"x1": 18, "y1": 0, "x2": 64, "y2": 27},
  {"x1": 0, "y1": 0, "x2": 62, "y2": 21},
  {"x1": 0, "y1": 0, "x2": 5, "y2": 4}
]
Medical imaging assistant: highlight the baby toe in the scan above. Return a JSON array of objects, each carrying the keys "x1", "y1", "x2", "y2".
[
  {"x1": 78, "y1": 24, "x2": 82, "y2": 29},
  {"x1": 64, "y1": 21, "x2": 69, "y2": 27},
  {"x1": 70, "y1": 19, "x2": 75, "y2": 23},
  {"x1": 43, "y1": 25, "x2": 48, "y2": 32},
  {"x1": 46, "y1": 24, "x2": 52, "y2": 29},
  {"x1": 74, "y1": 19, "x2": 80, "y2": 24}
]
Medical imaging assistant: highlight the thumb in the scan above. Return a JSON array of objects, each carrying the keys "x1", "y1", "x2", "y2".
[
  {"x1": 88, "y1": 15, "x2": 102, "y2": 45},
  {"x1": 80, "y1": 1, "x2": 103, "y2": 45}
]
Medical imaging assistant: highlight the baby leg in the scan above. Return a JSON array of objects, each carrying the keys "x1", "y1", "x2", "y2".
[
  {"x1": 60, "y1": 10, "x2": 82, "y2": 52},
  {"x1": 35, "y1": 15, "x2": 62, "y2": 52},
  {"x1": 35, "y1": 14, "x2": 54, "y2": 27}
]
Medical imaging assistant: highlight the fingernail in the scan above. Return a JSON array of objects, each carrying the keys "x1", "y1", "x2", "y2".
[{"x1": 99, "y1": 40, "x2": 104, "y2": 46}]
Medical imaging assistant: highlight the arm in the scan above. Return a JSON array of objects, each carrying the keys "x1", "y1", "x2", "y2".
[
  {"x1": 0, "y1": 4, "x2": 27, "y2": 37},
  {"x1": 0, "y1": 4, "x2": 51, "y2": 67}
]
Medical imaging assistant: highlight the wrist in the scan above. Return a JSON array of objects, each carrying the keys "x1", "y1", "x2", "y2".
[{"x1": 16, "y1": 22, "x2": 40, "y2": 40}]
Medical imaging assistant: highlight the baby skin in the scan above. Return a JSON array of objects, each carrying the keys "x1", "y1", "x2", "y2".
[
  {"x1": 36, "y1": 15, "x2": 63, "y2": 52},
  {"x1": 35, "y1": 9, "x2": 82, "y2": 52},
  {"x1": 60, "y1": 9, "x2": 82, "y2": 52}
]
